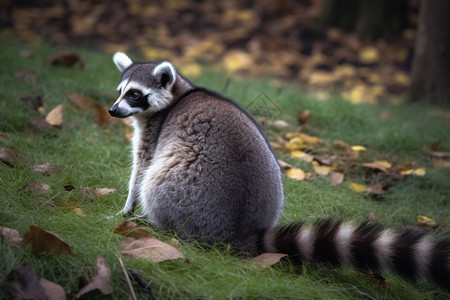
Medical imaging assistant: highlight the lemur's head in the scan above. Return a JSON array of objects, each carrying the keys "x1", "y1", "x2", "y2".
[{"x1": 109, "y1": 52, "x2": 180, "y2": 118}]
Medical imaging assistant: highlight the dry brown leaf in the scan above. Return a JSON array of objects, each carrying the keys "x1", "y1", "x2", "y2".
[
  {"x1": 75, "y1": 255, "x2": 112, "y2": 298},
  {"x1": 26, "y1": 181, "x2": 53, "y2": 194},
  {"x1": 66, "y1": 92, "x2": 97, "y2": 112},
  {"x1": 23, "y1": 225, "x2": 77, "y2": 257},
  {"x1": 45, "y1": 104, "x2": 63, "y2": 127},
  {"x1": 367, "y1": 183, "x2": 385, "y2": 195},
  {"x1": 304, "y1": 172, "x2": 318, "y2": 181},
  {"x1": 278, "y1": 159, "x2": 293, "y2": 170},
  {"x1": 94, "y1": 103, "x2": 115, "y2": 126},
  {"x1": 30, "y1": 162, "x2": 59, "y2": 174},
  {"x1": 431, "y1": 158, "x2": 450, "y2": 168},
  {"x1": 285, "y1": 167, "x2": 305, "y2": 181},
  {"x1": 120, "y1": 236, "x2": 187, "y2": 263},
  {"x1": 0, "y1": 147, "x2": 26, "y2": 167},
  {"x1": 113, "y1": 221, "x2": 154, "y2": 239},
  {"x1": 296, "y1": 108, "x2": 311, "y2": 125},
  {"x1": 328, "y1": 171, "x2": 344, "y2": 185},
  {"x1": 247, "y1": 253, "x2": 288, "y2": 269},
  {"x1": 429, "y1": 151, "x2": 450, "y2": 158},
  {"x1": 48, "y1": 51, "x2": 84, "y2": 69},
  {"x1": 1, "y1": 226, "x2": 23, "y2": 246},
  {"x1": 39, "y1": 278, "x2": 67, "y2": 300},
  {"x1": 87, "y1": 187, "x2": 117, "y2": 196}
]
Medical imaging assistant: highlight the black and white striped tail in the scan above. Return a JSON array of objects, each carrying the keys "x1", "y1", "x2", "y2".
[{"x1": 262, "y1": 219, "x2": 450, "y2": 291}]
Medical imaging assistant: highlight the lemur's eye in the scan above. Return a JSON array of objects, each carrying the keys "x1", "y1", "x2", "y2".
[{"x1": 131, "y1": 92, "x2": 141, "y2": 100}]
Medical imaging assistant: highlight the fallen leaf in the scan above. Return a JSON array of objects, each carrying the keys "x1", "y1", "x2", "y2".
[
  {"x1": 429, "y1": 151, "x2": 450, "y2": 158},
  {"x1": 362, "y1": 161, "x2": 391, "y2": 173},
  {"x1": 417, "y1": 216, "x2": 438, "y2": 227},
  {"x1": 30, "y1": 162, "x2": 59, "y2": 174},
  {"x1": 113, "y1": 221, "x2": 153, "y2": 239},
  {"x1": 290, "y1": 150, "x2": 314, "y2": 163},
  {"x1": 334, "y1": 140, "x2": 350, "y2": 150},
  {"x1": 367, "y1": 183, "x2": 385, "y2": 195},
  {"x1": 278, "y1": 159, "x2": 293, "y2": 170},
  {"x1": 358, "y1": 46, "x2": 379, "y2": 64},
  {"x1": 23, "y1": 225, "x2": 77, "y2": 257},
  {"x1": 39, "y1": 278, "x2": 67, "y2": 300},
  {"x1": 412, "y1": 168, "x2": 426, "y2": 176},
  {"x1": 296, "y1": 108, "x2": 311, "y2": 125},
  {"x1": 45, "y1": 104, "x2": 63, "y2": 127},
  {"x1": 247, "y1": 253, "x2": 288, "y2": 269},
  {"x1": 431, "y1": 158, "x2": 450, "y2": 168},
  {"x1": 120, "y1": 236, "x2": 187, "y2": 263},
  {"x1": 6, "y1": 265, "x2": 46, "y2": 300},
  {"x1": 312, "y1": 163, "x2": 335, "y2": 176},
  {"x1": 87, "y1": 187, "x2": 117, "y2": 196},
  {"x1": 285, "y1": 167, "x2": 306, "y2": 181},
  {"x1": 349, "y1": 182, "x2": 367, "y2": 193},
  {"x1": 76, "y1": 255, "x2": 112, "y2": 298},
  {"x1": 351, "y1": 145, "x2": 367, "y2": 152},
  {"x1": 328, "y1": 171, "x2": 344, "y2": 185},
  {"x1": 26, "y1": 181, "x2": 53, "y2": 194},
  {"x1": 66, "y1": 92, "x2": 97, "y2": 112},
  {"x1": 0, "y1": 147, "x2": 26, "y2": 167},
  {"x1": 48, "y1": 51, "x2": 84, "y2": 69},
  {"x1": 94, "y1": 103, "x2": 115, "y2": 126},
  {"x1": 273, "y1": 120, "x2": 289, "y2": 128},
  {"x1": 1, "y1": 226, "x2": 23, "y2": 246},
  {"x1": 304, "y1": 172, "x2": 318, "y2": 181}
]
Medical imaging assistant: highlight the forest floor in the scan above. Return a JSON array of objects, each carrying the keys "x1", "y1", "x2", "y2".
[{"x1": 0, "y1": 37, "x2": 449, "y2": 299}]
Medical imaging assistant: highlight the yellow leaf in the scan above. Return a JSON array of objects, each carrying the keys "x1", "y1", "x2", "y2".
[
  {"x1": 349, "y1": 182, "x2": 367, "y2": 193},
  {"x1": 179, "y1": 63, "x2": 202, "y2": 77},
  {"x1": 45, "y1": 104, "x2": 63, "y2": 126},
  {"x1": 431, "y1": 158, "x2": 450, "y2": 168},
  {"x1": 351, "y1": 145, "x2": 367, "y2": 151},
  {"x1": 412, "y1": 168, "x2": 426, "y2": 176},
  {"x1": 285, "y1": 168, "x2": 305, "y2": 181},
  {"x1": 290, "y1": 151, "x2": 314, "y2": 163},
  {"x1": 400, "y1": 168, "x2": 413, "y2": 175},
  {"x1": 358, "y1": 46, "x2": 379, "y2": 64},
  {"x1": 417, "y1": 216, "x2": 437, "y2": 227},
  {"x1": 313, "y1": 164, "x2": 335, "y2": 176},
  {"x1": 223, "y1": 51, "x2": 252, "y2": 73}
]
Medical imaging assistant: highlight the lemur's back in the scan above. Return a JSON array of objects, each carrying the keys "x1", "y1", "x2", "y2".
[{"x1": 140, "y1": 88, "x2": 284, "y2": 254}]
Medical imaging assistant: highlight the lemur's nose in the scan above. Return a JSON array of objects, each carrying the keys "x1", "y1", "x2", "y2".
[{"x1": 108, "y1": 105, "x2": 118, "y2": 117}]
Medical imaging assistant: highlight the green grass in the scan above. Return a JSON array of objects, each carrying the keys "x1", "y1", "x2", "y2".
[{"x1": 0, "y1": 37, "x2": 449, "y2": 299}]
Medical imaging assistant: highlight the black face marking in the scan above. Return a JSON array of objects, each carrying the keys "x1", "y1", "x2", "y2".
[{"x1": 124, "y1": 89, "x2": 149, "y2": 110}]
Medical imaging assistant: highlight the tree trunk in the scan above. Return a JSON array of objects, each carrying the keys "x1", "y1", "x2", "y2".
[{"x1": 408, "y1": 0, "x2": 450, "y2": 105}]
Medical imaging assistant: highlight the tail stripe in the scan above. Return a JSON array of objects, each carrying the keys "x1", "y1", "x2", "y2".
[
  {"x1": 373, "y1": 230, "x2": 395, "y2": 271},
  {"x1": 312, "y1": 219, "x2": 342, "y2": 266},
  {"x1": 391, "y1": 230, "x2": 424, "y2": 281},
  {"x1": 295, "y1": 226, "x2": 315, "y2": 262},
  {"x1": 335, "y1": 224, "x2": 355, "y2": 265},
  {"x1": 350, "y1": 222, "x2": 384, "y2": 272},
  {"x1": 429, "y1": 239, "x2": 450, "y2": 291},
  {"x1": 413, "y1": 237, "x2": 433, "y2": 280},
  {"x1": 273, "y1": 223, "x2": 304, "y2": 256}
]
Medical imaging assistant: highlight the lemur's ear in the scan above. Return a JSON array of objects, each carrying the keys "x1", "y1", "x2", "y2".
[
  {"x1": 113, "y1": 52, "x2": 133, "y2": 72},
  {"x1": 153, "y1": 61, "x2": 176, "y2": 90}
]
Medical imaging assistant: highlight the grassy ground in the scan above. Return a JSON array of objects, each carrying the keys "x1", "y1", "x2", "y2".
[{"x1": 0, "y1": 38, "x2": 449, "y2": 299}]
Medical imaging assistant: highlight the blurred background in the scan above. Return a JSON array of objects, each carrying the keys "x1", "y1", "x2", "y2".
[{"x1": 1, "y1": 0, "x2": 448, "y2": 106}]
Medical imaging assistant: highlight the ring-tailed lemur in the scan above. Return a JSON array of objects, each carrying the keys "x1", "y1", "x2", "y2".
[{"x1": 109, "y1": 52, "x2": 449, "y2": 291}]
